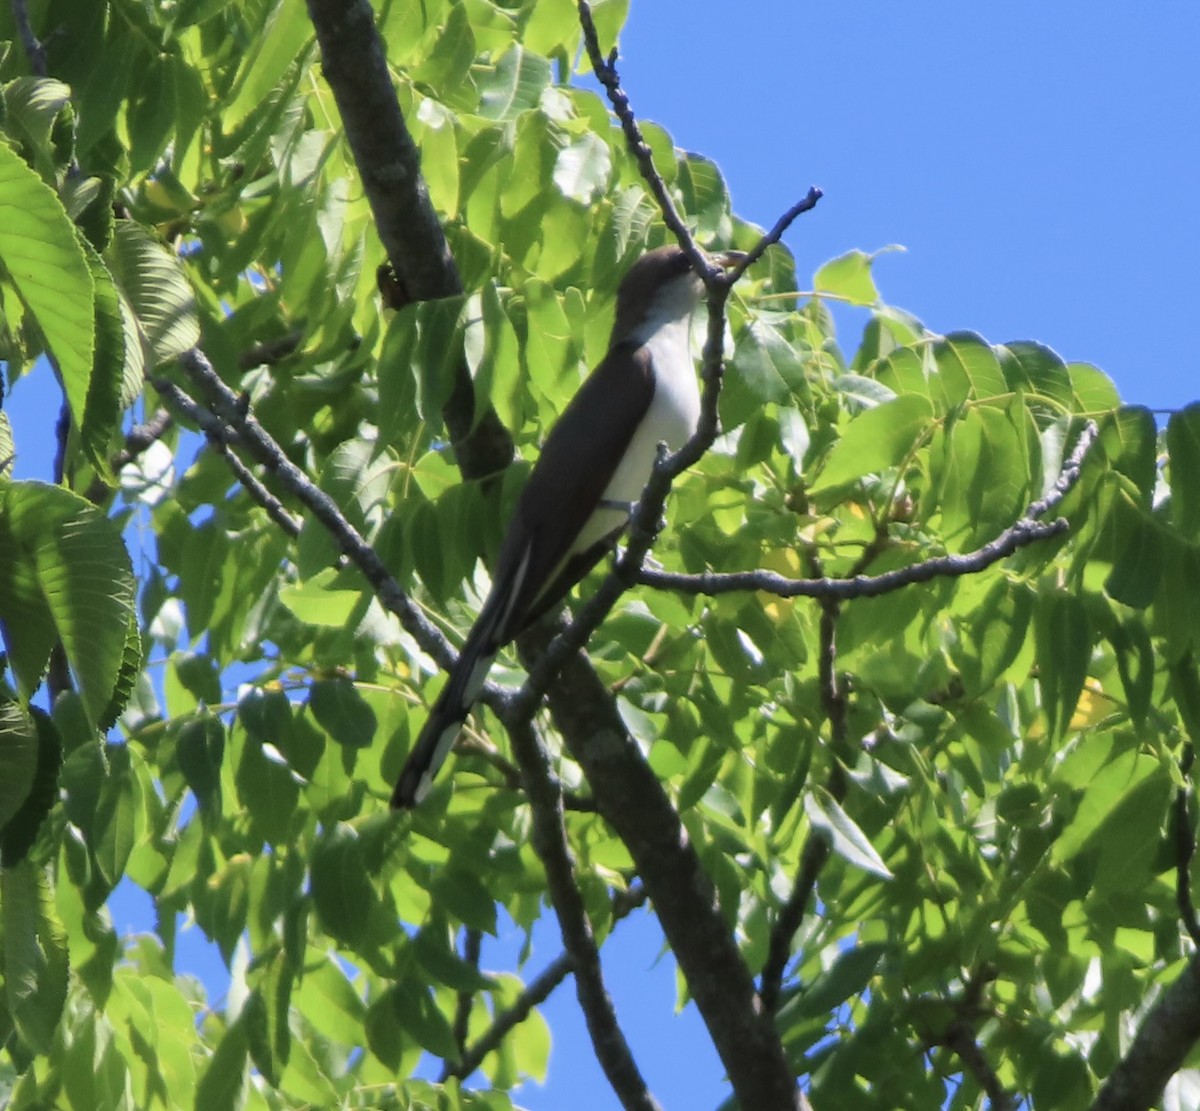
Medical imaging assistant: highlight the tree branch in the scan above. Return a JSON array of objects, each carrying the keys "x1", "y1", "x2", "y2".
[
  {"x1": 637, "y1": 420, "x2": 1097, "y2": 602},
  {"x1": 305, "y1": 0, "x2": 513, "y2": 482},
  {"x1": 761, "y1": 595, "x2": 848, "y2": 1013},
  {"x1": 503, "y1": 717, "x2": 661, "y2": 1111},
  {"x1": 170, "y1": 348, "x2": 462, "y2": 675},
  {"x1": 1175, "y1": 744, "x2": 1200, "y2": 947},
  {"x1": 937, "y1": 1019, "x2": 1016, "y2": 1111},
  {"x1": 11, "y1": 0, "x2": 47, "y2": 77},
  {"x1": 151, "y1": 376, "x2": 302, "y2": 539},
  {"x1": 450, "y1": 927, "x2": 482, "y2": 1069},
  {"x1": 1091, "y1": 953, "x2": 1200, "y2": 1110},
  {"x1": 444, "y1": 886, "x2": 648, "y2": 1083},
  {"x1": 84, "y1": 407, "x2": 175, "y2": 505},
  {"x1": 518, "y1": 624, "x2": 802, "y2": 1110}
]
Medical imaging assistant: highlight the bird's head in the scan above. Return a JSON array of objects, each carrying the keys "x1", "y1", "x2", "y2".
[{"x1": 612, "y1": 245, "x2": 746, "y2": 347}]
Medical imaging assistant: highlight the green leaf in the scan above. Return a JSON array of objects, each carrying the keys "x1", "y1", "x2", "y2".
[
  {"x1": 1167, "y1": 403, "x2": 1200, "y2": 539},
  {"x1": 194, "y1": 1015, "x2": 249, "y2": 1111},
  {"x1": 730, "y1": 318, "x2": 809, "y2": 405},
  {"x1": 1099, "y1": 406, "x2": 1157, "y2": 503},
  {"x1": 1052, "y1": 747, "x2": 1170, "y2": 895},
  {"x1": 431, "y1": 867, "x2": 499, "y2": 934},
  {"x1": 1035, "y1": 591, "x2": 1092, "y2": 740},
  {"x1": 553, "y1": 132, "x2": 611, "y2": 205},
  {"x1": 0, "y1": 139, "x2": 95, "y2": 430},
  {"x1": 0, "y1": 860, "x2": 70, "y2": 1053},
  {"x1": 0, "y1": 482, "x2": 136, "y2": 727},
  {"x1": 0, "y1": 701, "x2": 37, "y2": 834},
  {"x1": 804, "y1": 787, "x2": 892, "y2": 878},
  {"x1": 810, "y1": 394, "x2": 934, "y2": 494},
  {"x1": 470, "y1": 282, "x2": 522, "y2": 433},
  {"x1": 79, "y1": 237, "x2": 128, "y2": 479},
  {"x1": 310, "y1": 823, "x2": 376, "y2": 948},
  {"x1": 780, "y1": 941, "x2": 887, "y2": 1021},
  {"x1": 933, "y1": 332, "x2": 1007, "y2": 404},
  {"x1": 106, "y1": 220, "x2": 200, "y2": 369},
  {"x1": 523, "y1": 0, "x2": 581, "y2": 57},
  {"x1": 308, "y1": 679, "x2": 377, "y2": 750},
  {"x1": 477, "y1": 45, "x2": 552, "y2": 120},
  {"x1": 93, "y1": 757, "x2": 143, "y2": 888},
  {"x1": 935, "y1": 405, "x2": 1029, "y2": 549},
  {"x1": 1104, "y1": 493, "x2": 1164, "y2": 610},
  {"x1": 177, "y1": 716, "x2": 226, "y2": 816},
  {"x1": 676, "y1": 152, "x2": 729, "y2": 240},
  {"x1": 412, "y1": 2, "x2": 477, "y2": 110},
  {"x1": 293, "y1": 953, "x2": 367, "y2": 1042},
  {"x1": 415, "y1": 97, "x2": 461, "y2": 217},
  {"x1": 245, "y1": 950, "x2": 294, "y2": 1087},
  {"x1": 225, "y1": 0, "x2": 313, "y2": 127},
  {"x1": 279, "y1": 570, "x2": 365, "y2": 628},
  {"x1": 813, "y1": 249, "x2": 886, "y2": 307},
  {"x1": 0, "y1": 709, "x2": 63, "y2": 868}
]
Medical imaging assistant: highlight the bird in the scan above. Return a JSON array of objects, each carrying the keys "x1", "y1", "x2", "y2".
[{"x1": 392, "y1": 244, "x2": 745, "y2": 808}]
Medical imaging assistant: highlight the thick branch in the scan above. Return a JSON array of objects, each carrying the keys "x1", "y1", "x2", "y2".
[
  {"x1": 504, "y1": 718, "x2": 660, "y2": 1111},
  {"x1": 305, "y1": 0, "x2": 513, "y2": 481},
  {"x1": 1091, "y1": 954, "x2": 1200, "y2": 1110},
  {"x1": 519, "y1": 626, "x2": 802, "y2": 1110}
]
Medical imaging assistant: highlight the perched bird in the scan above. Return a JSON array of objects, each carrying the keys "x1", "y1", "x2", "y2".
[{"x1": 392, "y1": 245, "x2": 744, "y2": 807}]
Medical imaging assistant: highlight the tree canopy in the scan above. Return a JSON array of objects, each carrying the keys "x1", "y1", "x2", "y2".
[{"x1": 0, "y1": 1, "x2": 1198, "y2": 1109}]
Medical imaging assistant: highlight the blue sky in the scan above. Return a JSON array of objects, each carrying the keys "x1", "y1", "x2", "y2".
[{"x1": 7, "y1": 3, "x2": 1198, "y2": 1109}]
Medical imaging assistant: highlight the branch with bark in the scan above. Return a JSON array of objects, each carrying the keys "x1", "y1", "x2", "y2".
[
  {"x1": 445, "y1": 886, "x2": 648, "y2": 1083},
  {"x1": 167, "y1": 349, "x2": 464, "y2": 676},
  {"x1": 760, "y1": 596, "x2": 848, "y2": 1013},
  {"x1": 305, "y1": 0, "x2": 513, "y2": 483},
  {"x1": 504, "y1": 718, "x2": 661, "y2": 1111},
  {"x1": 637, "y1": 420, "x2": 1097, "y2": 602}
]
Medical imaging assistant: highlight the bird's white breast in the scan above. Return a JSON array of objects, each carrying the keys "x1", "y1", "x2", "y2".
[{"x1": 573, "y1": 316, "x2": 700, "y2": 554}]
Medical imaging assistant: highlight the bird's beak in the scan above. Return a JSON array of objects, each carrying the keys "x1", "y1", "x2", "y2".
[{"x1": 711, "y1": 250, "x2": 749, "y2": 271}]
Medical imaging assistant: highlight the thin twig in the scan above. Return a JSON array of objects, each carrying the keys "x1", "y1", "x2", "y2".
[
  {"x1": 761, "y1": 596, "x2": 849, "y2": 1012},
  {"x1": 11, "y1": 0, "x2": 47, "y2": 76},
  {"x1": 454, "y1": 734, "x2": 598, "y2": 811},
  {"x1": 938, "y1": 1020, "x2": 1016, "y2": 1111},
  {"x1": 238, "y1": 330, "x2": 304, "y2": 370},
  {"x1": 638, "y1": 421, "x2": 1098, "y2": 602},
  {"x1": 171, "y1": 348, "x2": 458, "y2": 673},
  {"x1": 576, "y1": 0, "x2": 706, "y2": 276},
  {"x1": 504, "y1": 718, "x2": 661, "y2": 1110},
  {"x1": 450, "y1": 928, "x2": 482, "y2": 1069},
  {"x1": 151, "y1": 376, "x2": 302, "y2": 538},
  {"x1": 444, "y1": 885, "x2": 648, "y2": 1083},
  {"x1": 84, "y1": 408, "x2": 175, "y2": 504}
]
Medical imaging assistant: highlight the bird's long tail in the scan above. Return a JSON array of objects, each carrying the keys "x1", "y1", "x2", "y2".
[
  {"x1": 391, "y1": 548, "x2": 533, "y2": 808},
  {"x1": 391, "y1": 618, "x2": 502, "y2": 808}
]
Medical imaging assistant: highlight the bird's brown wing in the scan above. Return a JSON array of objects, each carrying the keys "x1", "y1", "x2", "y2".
[
  {"x1": 390, "y1": 343, "x2": 654, "y2": 807},
  {"x1": 495, "y1": 341, "x2": 656, "y2": 641}
]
